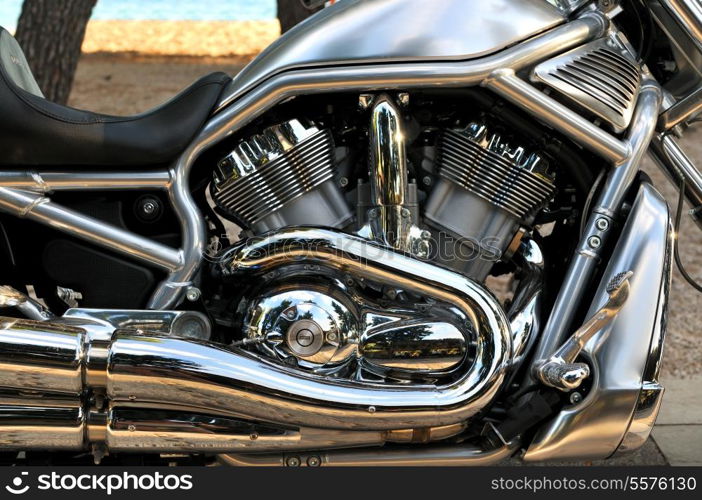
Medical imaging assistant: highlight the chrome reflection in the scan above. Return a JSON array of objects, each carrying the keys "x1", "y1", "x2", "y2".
[{"x1": 524, "y1": 183, "x2": 673, "y2": 461}]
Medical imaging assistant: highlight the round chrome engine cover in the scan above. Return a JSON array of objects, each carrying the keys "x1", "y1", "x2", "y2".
[{"x1": 245, "y1": 282, "x2": 360, "y2": 372}]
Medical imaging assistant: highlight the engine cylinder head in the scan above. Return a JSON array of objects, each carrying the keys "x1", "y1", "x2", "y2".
[
  {"x1": 212, "y1": 119, "x2": 351, "y2": 233},
  {"x1": 425, "y1": 123, "x2": 555, "y2": 280}
]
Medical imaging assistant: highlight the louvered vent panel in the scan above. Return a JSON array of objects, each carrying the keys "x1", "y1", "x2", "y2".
[{"x1": 532, "y1": 38, "x2": 641, "y2": 132}]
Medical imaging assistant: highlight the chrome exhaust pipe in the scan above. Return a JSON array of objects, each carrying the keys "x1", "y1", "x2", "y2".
[
  {"x1": 0, "y1": 228, "x2": 510, "y2": 453},
  {"x1": 220, "y1": 440, "x2": 519, "y2": 467}
]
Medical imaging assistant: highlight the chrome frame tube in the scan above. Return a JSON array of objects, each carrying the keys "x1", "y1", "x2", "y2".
[
  {"x1": 0, "y1": 170, "x2": 172, "y2": 192},
  {"x1": 0, "y1": 187, "x2": 183, "y2": 272},
  {"x1": 528, "y1": 82, "x2": 662, "y2": 374},
  {"x1": 658, "y1": 85, "x2": 702, "y2": 131},
  {"x1": 659, "y1": 0, "x2": 702, "y2": 54},
  {"x1": 484, "y1": 70, "x2": 630, "y2": 164},
  {"x1": 650, "y1": 133, "x2": 702, "y2": 229}
]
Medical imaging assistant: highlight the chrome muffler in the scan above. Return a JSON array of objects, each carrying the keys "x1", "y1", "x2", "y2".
[{"x1": 0, "y1": 228, "x2": 511, "y2": 455}]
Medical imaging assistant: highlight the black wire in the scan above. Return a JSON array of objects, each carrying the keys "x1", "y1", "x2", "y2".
[{"x1": 674, "y1": 175, "x2": 702, "y2": 292}]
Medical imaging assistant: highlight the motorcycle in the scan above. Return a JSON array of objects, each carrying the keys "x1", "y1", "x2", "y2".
[{"x1": 0, "y1": 0, "x2": 700, "y2": 466}]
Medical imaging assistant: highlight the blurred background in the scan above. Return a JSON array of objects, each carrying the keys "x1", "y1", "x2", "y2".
[{"x1": 0, "y1": 0, "x2": 700, "y2": 381}]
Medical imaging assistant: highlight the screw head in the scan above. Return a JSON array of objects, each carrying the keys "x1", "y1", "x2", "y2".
[
  {"x1": 368, "y1": 405, "x2": 377, "y2": 414},
  {"x1": 401, "y1": 208, "x2": 411, "y2": 218},
  {"x1": 307, "y1": 456, "x2": 321, "y2": 467},
  {"x1": 249, "y1": 432, "x2": 259, "y2": 441},
  {"x1": 327, "y1": 331, "x2": 338, "y2": 342},
  {"x1": 185, "y1": 287, "x2": 201, "y2": 302},
  {"x1": 569, "y1": 392, "x2": 583, "y2": 404},
  {"x1": 587, "y1": 236, "x2": 602, "y2": 249},
  {"x1": 397, "y1": 93, "x2": 410, "y2": 107},
  {"x1": 422, "y1": 176, "x2": 432, "y2": 186},
  {"x1": 421, "y1": 230, "x2": 432, "y2": 240},
  {"x1": 339, "y1": 177, "x2": 349, "y2": 188},
  {"x1": 595, "y1": 218, "x2": 610, "y2": 231},
  {"x1": 127, "y1": 425, "x2": 136, "y2": 432},
  {"x1": 286, "y1": 456, "x2": 301, "y2": 467}
]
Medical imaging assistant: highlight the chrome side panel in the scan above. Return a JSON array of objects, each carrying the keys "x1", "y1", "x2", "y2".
[
  {"x1": 524, "y1": 183, "x2": 672, "y2": 462},
  {"x1": 219, "y1": 0, "x2": 565, "y2": 109}
]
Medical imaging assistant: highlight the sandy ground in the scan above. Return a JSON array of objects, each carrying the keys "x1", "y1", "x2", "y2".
[
  {"x1": 68, "y1": 55, "x2": 702, "y2": 379},
  {"x1": 643, "y1": 142, "x2": 702, "y2": 379},
  {"x1": 81, "y1": 20, "x2": 280, "y2": 58}
]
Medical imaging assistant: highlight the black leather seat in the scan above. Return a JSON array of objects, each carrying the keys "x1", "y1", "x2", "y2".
[{"x1": 0, "y1": 27, "x2": 230, "y2": 166}]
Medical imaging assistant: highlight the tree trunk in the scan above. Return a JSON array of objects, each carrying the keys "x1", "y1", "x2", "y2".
[
  {"x1": 14, "y1": 0, "x2": 97, "y2": 104},
  {"x1": 277, "y1": 0, "x2": 323, "y2": 34}
]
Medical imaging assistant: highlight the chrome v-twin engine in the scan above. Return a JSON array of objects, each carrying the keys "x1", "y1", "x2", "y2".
[{"x1": 210, "y1": 93, "x2": 551, "y2": 382}]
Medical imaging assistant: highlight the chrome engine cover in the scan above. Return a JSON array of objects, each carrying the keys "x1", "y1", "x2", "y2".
[{"x1": 243, "y1": 277, "x2": 471, "y2": 380}]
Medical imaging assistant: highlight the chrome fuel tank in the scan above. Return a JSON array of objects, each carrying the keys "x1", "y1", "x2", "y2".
[{"x1": 218, "y1": 0, "x2": 566, "y2": 109}]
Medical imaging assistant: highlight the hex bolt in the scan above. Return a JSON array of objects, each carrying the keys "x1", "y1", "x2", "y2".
[
  {"x1": 185, "y1": 287, "x2": 201, "y2": 302},
  {"x1": 569, "y1": 392, "x2": 583, "y2": 405},
  {"x1": 422, "y1": 176, "x2": 432, "y2": 186},
  {"x1": 401, "y1": 208, "x2": 411, "y2": 218},
  {"x1": 587, "y1": 236, "x2": 601, "y2": 249},
  {"x1": 327, "y1": 332, "x2": 338, "y2": 342},
  {"x1": 128, "y1": 425, "x2": 136, "y2": 432},
  {"x1": 284, "y1": 309, "x2": 296, "y2": 320},
  {"x1": 595, "y1": 218, "x2": 610, "y2": 231},
  {"x1": 398, "y1": 93, "x2": 410, "y2": 107},
  {"x1": 142, "y1": 201, "x2": 157, "y2": 215},
  {"x1": 307, "y1": 456, "x2": 321, "y2": 467},
  {"x1": 286, "y1": 456, "x2": 301, "y2": 467}
]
